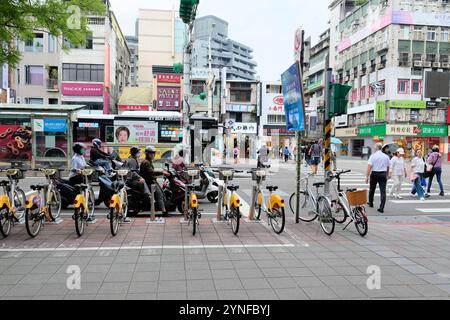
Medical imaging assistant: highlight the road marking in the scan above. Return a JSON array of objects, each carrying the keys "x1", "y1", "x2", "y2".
[
  {"x1": 417, "y1": 208, "x2": 450, "y2": 213},
  {"x1": 0, "y1": 244, "x2": 295, "y2": 253},
  {"x1": 391, "y1": 200, "x2": 450, "y2": 204}
]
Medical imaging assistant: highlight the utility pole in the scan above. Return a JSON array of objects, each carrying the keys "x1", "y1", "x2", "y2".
[
  {"x1": 207, "y1": 23, "x2": 216, "y2": 118},
  {"x1": 324, "y1": 53, "x2": 333, "y2": 194},
  {"x1": 182, "y1": 23, "x2": 193, "y2": 149}
]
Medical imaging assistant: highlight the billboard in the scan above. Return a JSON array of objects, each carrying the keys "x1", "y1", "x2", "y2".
[
  {"x1": 425, "y1": 71, "x2": 450, "y2": 99},
  {"x1": 157, "y1": 86, "x2": 181, "y2": 111},
  {"x1": 61, "y1": 83, "x2": 103, "y2": 96},
  {"x1": 0, "y1": 125, "x2": 32, "y2": 161},
  {"x1": 114, "y1": 121, "x2": 158, "y2": 145},
  {"x1": 281, "y1": 63, "x2": 305, "y2": 132}
]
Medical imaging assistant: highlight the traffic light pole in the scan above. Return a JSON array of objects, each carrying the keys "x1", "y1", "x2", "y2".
[{"x1": 324, "y1": 68, "x2": 333, "y2": 194}]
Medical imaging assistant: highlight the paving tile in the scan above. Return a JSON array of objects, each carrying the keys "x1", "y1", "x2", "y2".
[
  {"x1": 217, "y1": 290, "x2": 249, "y2": 300},
  {"x1": 126, "y1": 293, "x2": 157, "y2": 300},
  {"x1": 95, "y1": 294, "x2": 127, "y2": 300},
  {"x1": 97, "y1": 282, "x2": 129, "y2": 294},
  {"x1": 329, "y1": 285, "x2": 367, "y2": 299},
  {"x1": 275, "y1": 288, "x2": 309, "y2": 300},
  {"x1": 383, "y1": 285, "x2": 423, "y2": 298},
  {"x1": 303, "y1": 286, "x2": 339, "y2": 300},
  {"x1": 187, "y1": 290, "x2": 218, "y2": 300},
  {"x1": 237, "y1": 269, "x2": 264, "y2": 279},
  {"x1": 157, "y1": 291, "x2": 187, "y2": 300},
  {"x1": 214, "y1": 279, "x2": 243, "y2": 290},
  {"x1": 128, "y1": 282, "x2": 158, "y2": 294},
  {"x1": 104, "y1": 272, "x2": 133, "y2": 283},
  {"x1": 187, "y1": 280, "x2": 216, "y2": 292},
  {"x1": 267, "y1": 277, "x2": 297, "y2": 289},
  {"x1": 240, "y1": 278, "x2": 272, "y2": 290},
  {"x1": 246, "y1": 289, "x2": 279, "y2": 300},
  {"x1": 211, "y1": 269, "x2": 239, "y2": 280},
  {"x1": 158, "y1": 280, "x2": 187, "y2": 293},
  {"x1": 286, "y1": 268, "x2": 314, "y2": 277}
]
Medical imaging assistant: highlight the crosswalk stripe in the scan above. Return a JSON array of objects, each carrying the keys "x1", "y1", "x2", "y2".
[
  {"x1": 417, "y1": 208, "x2": 450, "y2": 213},
  {"x1": 391, "y1": 200, "x2": 450, "y2": 204}
]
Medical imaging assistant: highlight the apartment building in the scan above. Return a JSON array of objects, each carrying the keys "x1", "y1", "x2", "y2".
[{"x1": 330, "y1": 0, "x2": 450, "y2": 158}]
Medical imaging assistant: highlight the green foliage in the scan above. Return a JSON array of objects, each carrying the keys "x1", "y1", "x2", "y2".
[
  {"x1": 0, "y1": 0, "x2": 105, "y2": 67},
  {"x1": 354, "y1": 0, "x2": 369, "y2": 6},
  {"x1": 330, "y1": 84, "x2": 352, "y2": 117},
  {"x1": 173, "y1": 63, "x2": 183, "y2": 74}
]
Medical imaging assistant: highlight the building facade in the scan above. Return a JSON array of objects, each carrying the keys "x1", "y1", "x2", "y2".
[
  {"x1": 126, "y1": 35, "x2": 139, "y2": 87},
  {"x1": 10, "y1": 2, "x2": 130, "y2": 115},
  {"x1": 192, "y1": 16, "x2": 257, "y2": 81},
  {"x1": 138, "y1": 9, "x2": 185, "y2": 88},
  {"x1": 330, "y1": 0, "x2": 450, "y2": 159}
]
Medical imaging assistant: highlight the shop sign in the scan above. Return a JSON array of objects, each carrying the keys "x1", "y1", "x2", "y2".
[
  {"x1": 156, "y1": 74, "x2": 181, "y2": 84},
  {"x1": 387, "y1": 100, "x2": 426, "y2": 109},
  {"x1": 375, "y1": 101, "x2": 386, "y2": 121},
  {"x1": 118, "y1": 105, "x2": 150, "y2": 111},
  {"x1": 44, "y1": 119, "x2": 67, "y2": 133},
  {"x1": 157, "y1": 87, "x2": 181, "y2": 111},
  {"x1": 358, "y1": 124, "x2": 386, "y2": 137},
  {"x1": 427, "y1": 101, "x2": 439, "y2": 108},
  {"x1": 78, "y1": 122, "x2": 99, "y2": 129},
  {"x1": 61, "y1": 83, "x2": 103, "y2": 96},
  {"x1": 418, "y1": 125, "x2": 448, "y2": 137},
  {"x1": 386, "y1": 124, "x2": 418, "y2": 136},
  {"x1": 335, "y1": 127, "x2": 358, "y2": 137},
  {"x1": 230, "y1": 123, "x2": 257, "y2": 134}
]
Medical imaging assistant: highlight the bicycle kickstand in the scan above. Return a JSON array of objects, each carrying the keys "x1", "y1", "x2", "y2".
[{"x1": 342, "y1": 220, "x2": 353, "y2": 231}]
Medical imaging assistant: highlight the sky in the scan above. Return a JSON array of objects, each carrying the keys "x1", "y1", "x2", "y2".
[{"x1": 109, "y1": 0, "x2": 330, "y2": 81}]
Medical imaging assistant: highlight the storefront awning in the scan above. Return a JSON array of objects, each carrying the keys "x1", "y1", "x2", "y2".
[{"x1": 118, "y1": 87, "x2": 152, "y2": 108}]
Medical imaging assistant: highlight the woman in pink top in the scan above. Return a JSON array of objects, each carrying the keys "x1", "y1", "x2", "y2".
[{"x1": 426, "y1": 145, "x2": 444, "y2": 197}]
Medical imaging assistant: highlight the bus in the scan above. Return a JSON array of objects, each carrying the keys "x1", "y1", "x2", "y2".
[{"x1": 73, "y1": 111, "x2": 184, "y2": 161}]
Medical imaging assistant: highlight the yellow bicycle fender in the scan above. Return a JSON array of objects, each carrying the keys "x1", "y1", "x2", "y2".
[
  {"x1": 190, "y1": 193, "x2": 199, "y2": 209},
  {"x1": 26, "y1": 195, "x2": 38, "y2": 209},
  {"x1": 0, "y1": 195, "x2": 11, "y2": 210},
  {"x1": 109, "y1": 194, "x2": 120, "y2": 209},
  {"x1": 230, "y1": 193, "x2": 241, "y2": 208},
  {"x1": 269, "y1": 194, "x2": 285, "y2": 210},
  {"x1": 257, "y1": 192, "x2": 263, "y2": 206},
  {"x1": 73, "y1": 194, "x2": 86, "y2": 209}
]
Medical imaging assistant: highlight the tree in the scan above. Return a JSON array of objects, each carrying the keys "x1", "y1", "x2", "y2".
[{"x1": 0, "y1": 0, "x2": 105, "y2": 67}]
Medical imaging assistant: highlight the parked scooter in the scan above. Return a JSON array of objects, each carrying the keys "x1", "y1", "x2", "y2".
[{"x1": 192, "y1": 163, "x2": 219, "y2": 204}]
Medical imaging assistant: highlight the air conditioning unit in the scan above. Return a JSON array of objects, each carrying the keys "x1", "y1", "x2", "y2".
[
  {"x1": 377, "y1": 63, "x2": 386, "y2": 70},
  {"x1": 377, "y1": 42, "x2": 389, "y2": 52},
  {"x1": 344, "y1": 76, "x2": 349, "y2": 82},
  {"x1": 423, "y1": 61, "x2": 432, "y2": 68},
  {"x1": 442, "y1": 62, "x2": 450, "y2": 69},
  {"x1": 433, "y1": 62, "x2": 441, "y2": 68},
  {"x1": 414, "y1": 60, "x2": 424, "y2": 67}
]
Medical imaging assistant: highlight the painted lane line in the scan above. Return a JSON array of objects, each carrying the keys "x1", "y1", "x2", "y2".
[
  {"x1": 0, "y1": 244, "x2": 296, "y2": 253},
  {"x1": 391, "y1": 200, "x2": 450, "y2": 204},
  {"x1": 416, "y1": 208, "x2": 450, "y2": 213}
]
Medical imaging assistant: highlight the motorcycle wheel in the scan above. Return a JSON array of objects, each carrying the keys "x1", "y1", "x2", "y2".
[{"x1": 207, "y1": 191, "x2": 219, "y2": 204}]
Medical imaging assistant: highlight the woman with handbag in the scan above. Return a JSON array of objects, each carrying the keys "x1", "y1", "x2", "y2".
[
  {"x1": 411, "y1": 149, "x2": 426, "y2": 201},
  {"x1": 426, "y1": 145, "x2": 444, "y2": 197}
]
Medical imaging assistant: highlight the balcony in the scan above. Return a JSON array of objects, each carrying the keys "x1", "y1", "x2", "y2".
[{"x1": 46, "y1": 79, "x2": 59, "y2": 92}]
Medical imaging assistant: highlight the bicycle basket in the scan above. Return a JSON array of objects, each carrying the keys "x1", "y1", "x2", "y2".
[
  {"x1": 186, "y1": 168, "x2": 200, "y2": 179},
  {"x1": 251, "y1": 169, "x2": 267, "y2": 181},
  {"x1": 6, "y1": 169, "x2": 24, "y2": 180},
  {"x1": 219, "y1": 168, "x2": 234, "y2": 181},
  {"x1": 346, "y1": 189, "x2": 368, "y2": 206}
]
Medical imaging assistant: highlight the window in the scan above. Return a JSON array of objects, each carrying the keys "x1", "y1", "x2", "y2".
[
  {"x1": 400, "y1": 26, "x2": 410, "y2": 39},
  {"x1": 411, "y1": 109, "x2": 420, "y2": 122},
  {"x1": 360, "y1": 86, "x2": 366, "y2": 100},
  {"x1": 25, "y1": 66, "x2": 43, "y2": 85},
  {"x1": 351, "y1": 89, "x2": 358, "y2": 102},
  {"x1": 398, "y1": 79, "x2": 409, "y2": 94},
  {"x1": 411, "y1": 80, "x2": 422, "y2": 94},
  {"x1": 379, "y1": 80, "x2": 386, "y2": 95},
  {"x1": 62, "y1": 64, "x2": 104, "y2": 82},
  {"x1": 442, "y1": 28, "x2": 450, "y2": 42},
  {"x1": 427, "y1": 27, "x2": 436, "y2": 41},
  {"x1": 426, "y1": 53, "x2": 436, "y2": 62},
  {"x1": 25, "y1": 98, "x2": 44, "y2": 104},
  {"x1": 25, "y1": 33, "x2": 44, "y2": 52},
  {"x1": 413, "y1": 53, "x2": 422, "y2": 61},
  {"x1": 267, "y1": 115, "x2": 286, "y2": 124},
  {"x1": 369, "y1": 85, "x2": 374, "y2": 98},
  {"x1": 230, "y1": 89, "x2": 251, "y2": 102},
  {"x1": 48, "y1": 35, "x2": 56, "y2": 53},
  {"x1": 63, "y1": 33, "x2": 93, "y2": 49}
]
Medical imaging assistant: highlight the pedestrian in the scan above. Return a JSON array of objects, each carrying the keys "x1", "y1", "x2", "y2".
[
  {"x1": 310, "y1": 141, "x2": 322, "y2": 174},
  {"x1": 305, "y1": 144, "x2": 311, "y2": 167},
  {"x1": 284, "y1": 146, "x2": 290, "y2": 163},
  {"x1": 426, "y1": 145, "x2": 445, "y2": 197},
  {"x1": 365, "y1": 143, "x2": 390, "y2": 214},
  {"x1": 279, "y1": 147, "x2": 283, "y2": 159},
  {"x1": 388, "y1": 148, "x2": 407, "y2": 199},
  {"x1": 411, "y1": 149, "x2": 426, "y2": 201},
  {"x1": 233, "y1": 146, "x2": 239, "y2": 164},
  {"x1": 331, "y1": 143, "x2": 337, "y2": 171}
]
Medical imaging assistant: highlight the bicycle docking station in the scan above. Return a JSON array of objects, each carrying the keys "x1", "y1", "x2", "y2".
[
  {"x1": 245, "y1": 186, "x2": 260, "y2": 224},
  {"x1": 213, "y1": 183, "x2": 227, "y2": 224},
  {"x1": 146, "y1": 185, "x2": 165, "y2": 225}
]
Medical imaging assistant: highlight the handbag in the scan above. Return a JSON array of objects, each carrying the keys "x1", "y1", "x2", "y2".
[{"x1": 424, "y1": 155, "x2": 440, "y2": 177}]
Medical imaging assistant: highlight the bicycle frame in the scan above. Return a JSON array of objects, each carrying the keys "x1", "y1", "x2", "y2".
[
  {"x1": 109, "y1": 171, "x2": 128, "y2": 214},
  {"x1": 301, "y1": 175, "x2": 319, "y2": 212},
  {"x1": 256, "y1": 181, "x2": 284, "y2": 214},
  {"x1": 73, "y1": 171, "x2": 93, "y2": 213}
]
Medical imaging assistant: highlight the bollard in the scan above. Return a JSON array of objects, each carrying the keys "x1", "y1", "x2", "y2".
[
  {"x1": 216, "y1": 184, "x2": 223, "y2": 222},
  {"x1": 248, "y1": 185, "x2": 258, "y2": 221},
  {"x1": 150, "y1": 184, "x2": 156, "y2": 222}
]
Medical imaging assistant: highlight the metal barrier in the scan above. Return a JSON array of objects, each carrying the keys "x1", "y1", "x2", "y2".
[{"x1": 248, "y1": 186, "x2": 258, "y2": 221}]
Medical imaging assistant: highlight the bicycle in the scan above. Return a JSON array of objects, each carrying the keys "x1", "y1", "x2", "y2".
[
  {"x1": 289, "y1": 173, "x2": 335, "y2": 236},
  {"x1": 0, "y1": 169, "x2": 27, "y2": 238},
  {"x1": 25, "y1": 184, "x2": 56, "y2": 237},
  {"x1": 217, "y1": 169, "x2": 242, "y2": 236},
  {"x1": 249, "y1": 168, "x2": 285, "y2": 234},
  {"x1": 72, "y1": 168, "x2": 96, "y2": 237},
  {"x1": 108, "y1": 169, "x2": 129, "y2": 237},
  {"x1": 329, "y1": 170, "x2": 368, "y2": 237},
  {"x1": 40, "y1": 168, "x2": 62, "y2": 221},
  {"x1": 184, "y1": 169, "x2": 201, "y2": 236}
]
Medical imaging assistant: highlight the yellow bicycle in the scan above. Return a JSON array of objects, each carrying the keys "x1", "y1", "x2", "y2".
[
  {"x1": 0, "y1": 169, "x2": 26, "y2": 238},
  {"x1": 184, "y1": 169, "x2": 200, "y2": 236},
  {"x1": 25, "y1": 184, "x2": 55, "y2": 238},
  {"x1": 217, "y1": 169, "x2": 242, "y2": 235},
  {"x1": 108, "y1": 169, "x2": 129, "y2": 236},
  {"x1": 72, "y1": 168, "x2": 95, "y2": 237}
]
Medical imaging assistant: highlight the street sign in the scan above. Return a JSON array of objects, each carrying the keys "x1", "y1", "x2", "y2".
[
  {"x1": 281, "y1": 62, "x2": 306, "y2": 132},
  {"x1": 294, "y1": 27, "x2": 303, "y2": 62}
]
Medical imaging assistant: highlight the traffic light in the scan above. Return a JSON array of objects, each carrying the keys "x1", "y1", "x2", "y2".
[
  {"x1": 173, "y1": 63, "x2": 183, "y2": 74},
  {"x1": 179, "y1": 0, "x2": 200, "y2": 24},
  {"x1": 330, "y1": 83, "x2": 352, "y2": 116},
  {"x1": 199, "y1": 92, "x2": 207, "y2": 100}
]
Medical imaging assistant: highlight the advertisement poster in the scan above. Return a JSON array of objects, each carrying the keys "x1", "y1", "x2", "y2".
[
  {"x1": 114, "y1": 121, "x2": 158, "y2": 145},
  {"x1": 281, "y1": 63, "x2": 305, "y2": 132},
  {"x1": 116, "y1": 146, "x2": 174, "y2": 161},
  {"x1": 0, "y1": 125, "x2": 32, "y2": 161},
  {"x1": 159, "y1": 123, "x2": 183, "y2": 143}
]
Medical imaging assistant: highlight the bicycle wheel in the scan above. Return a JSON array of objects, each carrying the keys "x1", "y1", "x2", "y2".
[
  {"x1": 0, "y1": 208, "x2": 11, "y2": 238},
  {"x1": 110, "y1": 207, "x2": 119, "y2": 237},
  {"x1": 318, "y1": 196, "x2": 335, "y2": 236},
  {"x1": 25, "y1": 207, "x2": 42, "y2": 238},
  {"x1": 297, "y1": 190, "x2": 318, "y2": 222},
  {"x1": 332, "y1": 200, "x2": 348, "y2": 224},
  {"x1": 254, "y1": 192, "x2": 262, "y2": 220},
  {"x1": 269, "y1": 207, "x2": 285, "y2": 234},
  {"x1": 88, "y1": 188, "x2": 95, "y2": 219},
  {"x1": 192, "y1": 208, "x2": 198, "y2": 236},
  {"x1": 74, "y1": 207, "x2": 85, "y2": 237},
  {"x1": 13, "y1": 189, "x2": 26, "y2": 221},
  {"x1": 122, "y1": 190, "x2": 128, "y2": 218},
  {"x1": 47, "y1": 188, "x2": 62, "y2": 221},
  {"x1": 230, "y1": 206, "x2": 240, "y2": 236},
  {"x1": 354, "y1": 206, "x2": 368, "y2": 237}
]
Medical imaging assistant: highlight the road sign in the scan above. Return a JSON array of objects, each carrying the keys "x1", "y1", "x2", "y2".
[
  {"x1": 281, "y1": 62, "x2": 305, "y2": 132},
  {"x1": 294, "y1": 27, "x2": 303, "y2": 62}
]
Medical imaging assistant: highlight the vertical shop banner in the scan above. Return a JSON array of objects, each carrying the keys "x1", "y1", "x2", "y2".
[
  {"x1": 375, "y1": 102, "x2": 386, "y2": 121},
  {"x1": 281, "y1": 62, "x2": 305, "y2": 132},
  {"x1": 114, "y1": 121, "x2": 158, "y2": 145},
  {"x1": 157, "y1": 87, "x2": 181, "y2": 111}
]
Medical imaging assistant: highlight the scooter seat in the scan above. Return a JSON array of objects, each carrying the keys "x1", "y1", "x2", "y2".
[
  {"x1": 111, "y1": 181, "x2": 125, "y2": 192},
  {"x1": 227, "y1": 185, "x2": 239, "y2": 192}
]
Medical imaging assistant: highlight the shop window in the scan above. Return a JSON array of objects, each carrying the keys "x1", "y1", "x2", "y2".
[
  {"x1": 25, "y1": 66, "x2": 44, "y2": 85},
  {"x1": 397, "y1": 79, "x2": 409, "y2": 94},
  {"x1": 411, "y1": 80, "x2": 422, "y2": 94},
  {"x1": 35, "y1": 119, "x2": 69, "y2": 159},
  {"x1": 379, "y1": 80, "x2": 385, "y2": 95},
  {"x1": 410, "y1": 110, "x2": 420, "y2": 122}
]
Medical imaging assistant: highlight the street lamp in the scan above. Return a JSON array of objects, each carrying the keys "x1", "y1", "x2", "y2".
[{"x1": 207, "y1": 23, "x2": 216, "y2": 118}]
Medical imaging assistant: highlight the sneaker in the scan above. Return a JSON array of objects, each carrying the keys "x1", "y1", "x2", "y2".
[
  {"x1": 440, "y1": 192, "x2": 445, "y2": 197},
  {"x1": 377, "y1": 209, "x2": 384, "y2": 214},
  {"x1": 397, "y1": 195, "x2": 403, "y2": 199},
  {"x1": 122, "y1": 217, "x2": 131, "y2": 224},
  {"x1": 420, "y1": 198, "x2": 425, "y2": 202},
  {"x1": 425, "y1": 193, "x2": 431, "y2": 198},
  {"x1": 367, "y1": 203, "x2": 374, "y2": 208}
]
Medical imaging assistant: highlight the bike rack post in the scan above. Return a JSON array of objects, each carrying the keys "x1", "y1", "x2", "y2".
[
  {"x1": 150, "y1": 184, "x2": 156, "y2": 222},
  {"x1": 247, "y1": 185, "x2": 258, "y2": 221},
  {"x1": 216, "y1": 184, "x2": 223, "y2": 221}
]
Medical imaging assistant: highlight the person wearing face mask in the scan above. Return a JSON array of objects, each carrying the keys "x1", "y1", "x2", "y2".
[{"x1": 69, "y1": 143, "x2": 87, "y2": 186}]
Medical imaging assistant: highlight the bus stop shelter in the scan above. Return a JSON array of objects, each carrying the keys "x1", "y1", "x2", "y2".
[{"x1": 0, "y1": 104, "x2": 86, "y2": 169}]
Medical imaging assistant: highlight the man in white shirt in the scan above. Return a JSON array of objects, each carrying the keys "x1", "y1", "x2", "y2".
[{"x1": 365, "y1": 143, "x2": 390, "y2": 213}]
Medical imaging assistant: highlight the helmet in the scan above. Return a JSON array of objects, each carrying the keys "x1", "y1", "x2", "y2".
[
  {"x1": 397, "y1": 148, "x2": 405, "y2": 155},
  {"x1": 432, "y1": 145, "x2": 439, "y2": 152},
  {"x1": 73, "y1": 143, "x2": 86, "y2": 155},
  {"x1": 130, "y1": 146, "x2": 141, "y2": 157},
  {"x1": 92, "y1": 138, "x2": 102, "y2": 149},
  {"x1": 145, "y1": 146, "x2": 156, "y2": 155}
]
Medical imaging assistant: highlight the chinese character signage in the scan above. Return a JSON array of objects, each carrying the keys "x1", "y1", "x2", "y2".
[
  {"x1": 419, "y1": 125, "x2": 448, "y2": 137},
  {"x1": 157, "y1": 74, "x2": 181, "y2": 84},
  {"x1": 230, "y1": 123, "x2": 257, "y2": 135},
  {"x1": 114, "y1": 121, "x2": 158, "y2": 144},
  {"x1": 157, "y1": 87, "x2": 181, "y2": 111},
  {"x1": 281, "y1": 63, "x2": 305, "y2": 132},
  {"x1": 386, "y1": 125, "x2": 418, "y2": 136},
  {"x1": 61, "y1": 83, "x2": 103, "y2": 96},
  {"x1": 118, "y1": 105, "x2": 150, "y2": 111}
]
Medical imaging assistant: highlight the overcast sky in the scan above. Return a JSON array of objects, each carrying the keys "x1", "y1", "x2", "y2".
[{"x1": 109, "y1": 0, "x2": 330, "y2": 81}]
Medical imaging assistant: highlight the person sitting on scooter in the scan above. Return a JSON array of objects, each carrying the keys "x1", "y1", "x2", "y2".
[
  {"x1": 172, "y1": 149, "x2": 189, "y2": 184},
  {"x1": 141, "y1": 146, "x2": 170, "y2": 217},
  {"x1": 125, "y1": 146, "x2": 150, "y2": 197},
  {"x1": 69, "y1": 143, "x2": 87, "y2": 186},
  {"x1": 91, "y1": 138, "x2": 112, "y2": 173}
]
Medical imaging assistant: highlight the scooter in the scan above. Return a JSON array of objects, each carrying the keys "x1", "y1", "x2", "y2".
[{"x1": 192, "y1": 163, "x2": 219, "y2": 204}]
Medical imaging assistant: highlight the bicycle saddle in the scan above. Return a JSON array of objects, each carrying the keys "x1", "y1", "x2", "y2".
[
  {"x1": 75, "y1": 184, "x2": 89, "y2": 191},
  {"x1": 313, "y1": 182, "x2": 325, "y2": 188},
  {"x1": 112, "y1": 181, "x2": 125, "y2": 192},
  {"x1": 227, "y1": 185, "x2": 239, "y2": 192},
  {"x1": 266, "y1": 186, "x2": 278, "y2": 192},
  {"x1": 30, "y1": 185, "x2": 45, "y2": 191},
  {"x1": 0, "y1": 180, "x2": 9, "y2": 187}
]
